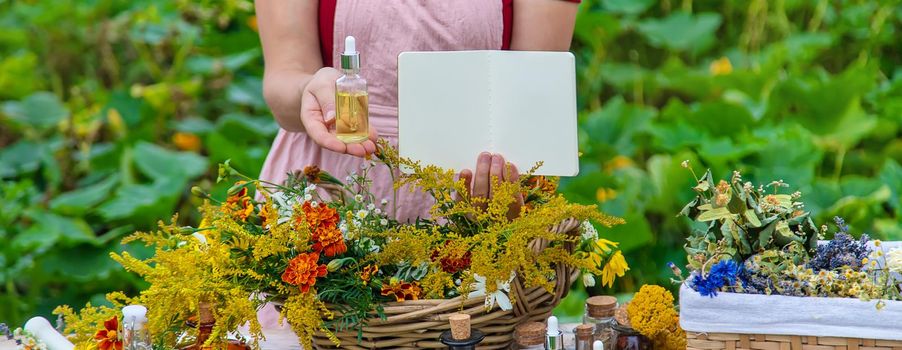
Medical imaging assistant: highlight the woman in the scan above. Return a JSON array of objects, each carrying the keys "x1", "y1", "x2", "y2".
[{"x1": 255, "y1": 0, "x2": 580, "y2": 223}]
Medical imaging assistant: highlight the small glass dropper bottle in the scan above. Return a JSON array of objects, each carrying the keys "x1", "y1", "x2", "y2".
[
  {"x1": 335, "y1": 35, "x2": 369, "y2": 144},
  {"x1": 122, "y1": 305, "x2": 151, "y2": 350},
  {"x1": 545, "y1": 316, "x2": 563, "y2": 350}
]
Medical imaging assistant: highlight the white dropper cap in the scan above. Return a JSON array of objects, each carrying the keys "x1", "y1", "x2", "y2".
[
  {"x1": 344, "y1": 36, "x2": 357, "y2": 55},
  {"x1": 546, "y1": 316, "x2": 558, "y2": 336},
  {"x1": 340, "y1": 36, "x2": 360, "y2": 71},
  {"x1": 122, "y1": 305, "x2": 148, "y2": 326},
  {"x1": 593, "y1": 340, "x2": 604, "y2": 350}
]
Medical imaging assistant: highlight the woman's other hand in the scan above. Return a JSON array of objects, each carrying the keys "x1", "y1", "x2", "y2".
[
  {"x1": 300, "y1": 67, "x2": 378, "y2": 157},
  {"x1": 459, "y1": 152, "x2": 524, "y2": 220}
]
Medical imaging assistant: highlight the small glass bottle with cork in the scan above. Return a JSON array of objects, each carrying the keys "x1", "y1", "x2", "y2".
[
  {"x1": 584, "y1": 295, "x2": 617, "y2": 349},
  {"x1": 574, "y1": 324, "x2": 595, "y2": 350},
  {"x1": 511, "y1": 322, "x2": 545, "y2": 349}
]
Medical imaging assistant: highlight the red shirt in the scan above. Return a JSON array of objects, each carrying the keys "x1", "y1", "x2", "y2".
[{"x1": 317, "y1": 0, "x2": 580, "y2": 67}]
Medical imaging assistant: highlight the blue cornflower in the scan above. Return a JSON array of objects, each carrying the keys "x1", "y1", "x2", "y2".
[
  {"x1": 692, "y1": 273, "x2": 718, "y2": 297},
  {"x1": 692, "y1": 259, "x2": 741, "y2": 298},
  {"x1": 709, "y1": 259, "x2": 740, "y2": 285}
]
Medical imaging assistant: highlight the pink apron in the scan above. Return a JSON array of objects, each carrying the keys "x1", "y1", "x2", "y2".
[{"x1": 257, "y1": 0, "x2": 503, "y2": 330}]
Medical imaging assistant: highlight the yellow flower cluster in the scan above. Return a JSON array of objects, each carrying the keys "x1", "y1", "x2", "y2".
[
  {"x1": 626, "y1": 285, "x2": 686, "y2": 350},
  {"x1": 108, "y1": 210, "x2": 267, "y2": 348},
  {"x1": 53, "y1": 292, "x2": 134, "y2": 348},
  {"x1": 56, "y1": 143, "x2": 627, "y2": 350}
]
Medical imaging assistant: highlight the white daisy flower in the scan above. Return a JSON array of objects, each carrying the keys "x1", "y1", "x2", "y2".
[
  {"x1": 367, "y1": 203, "x2": 376, "y2": 210},
  {"x1": 354, "y1": 194, "x2": 364, "y2": 202},
  {"x1": 380, "y1": 219, "x2": 388, "y2": 226},
  {"x1": 468, "y1": 273, "x2": 515, "y2": 311},
  {"x1": 356, "y1": 210, "x2": 368, "y2": 220}
]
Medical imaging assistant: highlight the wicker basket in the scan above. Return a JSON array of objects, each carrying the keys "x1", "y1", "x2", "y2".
[
  {"x1": 309, "y1": 218, "x2": 583, "y2": 350},
  {"x1": 686, "y1": 331, "x2": 902, "y2": 349}
]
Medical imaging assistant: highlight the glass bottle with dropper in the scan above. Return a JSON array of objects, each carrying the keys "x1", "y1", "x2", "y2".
[
  {"x1": 335, "y1": 35, "x2": 369, "y2": 144},
  {"x1": 122, "y1": 305, "x2": 151, "y2": 350}
]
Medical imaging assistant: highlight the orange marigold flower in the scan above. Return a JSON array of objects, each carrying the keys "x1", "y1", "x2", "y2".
[
  {"x1": 430, "y1": 241, "x2": 471, "y2": 274},
  {"x1": 94, "y1": 316, "x2": 123, "y2": 350},
  {"x1": 312, "y1": 224, "x2": 347, "y2": 257},
  {"x1": 526, "y1": 176, "x2": 558, "y2": 194},
  {"x1": 172, "y1": 132, "x2": 201, "y2": 151},
  {"x1": 282, "y1": 252, "x2": 328, "y2": 293},
  {"x1": 224, "y1": 183, "x2": 254, "y2": 221},
  {"x1": 301, "y1": 202, "x2": 340, "y2": 230},
  {"x1": 360, "y1": 264, "x2": 379, "y2": 285},
  {"x1": 303, "y1": 165, "x2": 321, "y2": 183},
  {"x1": 380, "y1": 278, "x2": 422, "y2": 302}
]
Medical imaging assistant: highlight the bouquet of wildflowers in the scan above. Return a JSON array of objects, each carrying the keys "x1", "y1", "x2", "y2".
[
  {"x1": 54, "y1": 143, "x2": 627, "y2": 349},
  {"x1": 675, "y1": 161, "x2": 902, "y2": 306}
]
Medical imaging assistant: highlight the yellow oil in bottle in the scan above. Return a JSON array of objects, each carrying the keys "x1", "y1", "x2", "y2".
[{"x1": 335, "y1": 91, "x2": 369, "y2": 143}]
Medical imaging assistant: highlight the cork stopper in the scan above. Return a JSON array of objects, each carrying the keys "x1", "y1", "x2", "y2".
[
  {"x1": 448, "y1": 313, "x2": 471, "y2": 340},
  {"x1": 575, "y1": 324, "x2": 594, "y2": 340},
  {"x1": 586, "y1": 296, "x2": 617, "y2": 318},
  {"x1": 514, "y1": 322, "x2": 546, "y2": 346},
  {"x1": 198, "y1": 302, "x2": 214, "y2": 324}
]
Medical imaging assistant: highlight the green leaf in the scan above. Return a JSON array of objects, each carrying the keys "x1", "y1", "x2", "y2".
[
  {"x1": 97, "y1": 179, "x2": 183, "y2": 224},
  {"x1": 744, "y1": 210, "x2": 762, "y2": 228},
  {"x1": 173, "y1": 117, "x2": 215, "y2": 134},
  {"x1": 226, "y1": 76, "x2": 266, "y2": 108},
  {"x1": 879, "y1": 160, "x2": 902, "y2": 215},
  {"x1": 604, "y1": 213, "x2": 653, "y2": 253},
  {"x1": 601, "y1": 0, "x2": 654, "y2": 15},
  {"x1": 0, "y1": 52, "x2": 40, "y2": 99},
  {"x1": 40, "y1": 244, "x2": 121, "y2": 282},
  {"x1": 132, "y1": 141, "x2": 208, "y2": 180},
  {"x1": 49, "y1": 175, "x2": 119, "y2": 216},
  {"x1": 12, "y1": 211, "x2": 95, "y2": 251},
  {"x1": 697, "y1": 207, "x2": 733, "y2": 222},
  {"x1": 186, "y1": 49, "x2": 261, "y2": 75},
  {"x1": 0, "y1": 140, "x2": 42, "y2": 177},
  {"x1": 583, "y1": 97, "x2": 656, "y2": 157},
  {"x1": 0, "y1": 92, "x2": 68, "y2": 131},
  {"x1": 637, "y1": 12, "x2": 722, "y2": 54}
]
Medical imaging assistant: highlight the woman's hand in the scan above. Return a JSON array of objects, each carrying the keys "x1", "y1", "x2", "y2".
[
  {"x1": 300, "y1": 67, "x2": 378, "y2": 157},
  {"x1": 459, "y1": 152, "x2": 524, "y2": 220}
]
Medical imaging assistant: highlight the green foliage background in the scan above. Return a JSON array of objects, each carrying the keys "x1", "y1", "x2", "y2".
[{"x1": 1, "y1": 0, "x2": 900, "y2": 325}]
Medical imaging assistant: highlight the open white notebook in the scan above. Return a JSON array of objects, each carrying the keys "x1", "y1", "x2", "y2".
[{"x1": 397, "y1": 51, "x2": 579, "y2": 176}]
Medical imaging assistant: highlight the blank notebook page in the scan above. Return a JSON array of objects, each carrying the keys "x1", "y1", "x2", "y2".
[{"x1": 398, "y1": 51, "x2": 578, "y2": 176}]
